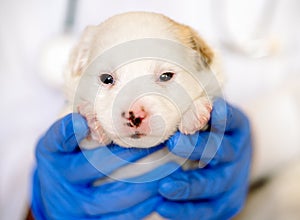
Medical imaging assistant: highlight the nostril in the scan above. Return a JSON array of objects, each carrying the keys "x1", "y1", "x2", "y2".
[
  {"x1": 128, "y1": 111, "x2": 135, "y2": 122},
  {"x1": 132, "y1": 117, "x2": 142, "y2": 127}
]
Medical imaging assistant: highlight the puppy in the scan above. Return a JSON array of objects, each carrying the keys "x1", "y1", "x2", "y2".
[{"x1": 64, "y1": 11, "x2": 222, "y2": 218}]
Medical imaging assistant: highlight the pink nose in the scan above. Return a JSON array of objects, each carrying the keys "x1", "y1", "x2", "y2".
[{"x1": 122, "y1": 107, "x2": 148, "y2": 128}]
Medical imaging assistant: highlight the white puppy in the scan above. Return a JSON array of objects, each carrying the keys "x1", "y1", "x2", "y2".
[{"x1": 65, "y1": 12, "x2": 221, "y2": 148}]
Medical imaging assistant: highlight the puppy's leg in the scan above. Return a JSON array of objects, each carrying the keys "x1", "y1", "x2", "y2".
[
  {"x1": 179, "y1": 97, "x2": 212, "y2": 135},
  {"x1": 78, "y1": 102, "x2": 111, "y2": 149}
]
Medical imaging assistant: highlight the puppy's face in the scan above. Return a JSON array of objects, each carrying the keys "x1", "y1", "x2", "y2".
[
  {"x1": 94, "y1": 59, "x2": 204, "y2": 148},
  {"x1": 66, "y1": 12, "x2": 219, "y2": 148}
]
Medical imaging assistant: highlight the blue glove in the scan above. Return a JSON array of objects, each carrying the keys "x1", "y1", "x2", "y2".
[
  {"x1": 157, "y1": 98, "x2": 252, "y2": 220},
  {"x1": 31, "y1": 113, "x2": 164, "y2": 220}
]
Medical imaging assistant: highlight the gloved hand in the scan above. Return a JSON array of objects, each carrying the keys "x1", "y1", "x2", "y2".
[
  {"x1": 157, "y1": 98, "x2": 252, "y2": 220},
  {"x1": 31, "y1": 113, "x2": 164, "y2": 220}
]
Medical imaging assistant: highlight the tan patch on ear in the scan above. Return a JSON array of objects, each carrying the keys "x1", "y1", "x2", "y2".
[
  {"x1": 166, "y1": 17, "x2": 214, "y2": 67},
  {"x1": 186, "y1": 27, "x2": 214, "y2": 66}
]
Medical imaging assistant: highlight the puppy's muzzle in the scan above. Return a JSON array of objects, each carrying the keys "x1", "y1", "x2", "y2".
[{"x1": 122, "y1": 108, "x2": 148, "y2": 128}]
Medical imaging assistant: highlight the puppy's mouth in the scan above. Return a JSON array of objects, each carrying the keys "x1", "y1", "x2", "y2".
[{"x1": 130, "y1": 131, "x2": 146, "y2": 139}]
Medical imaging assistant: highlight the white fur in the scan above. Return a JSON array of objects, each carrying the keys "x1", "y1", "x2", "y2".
[{"x1": 64, "y1": 12, "x2": 220, "y2": 149}]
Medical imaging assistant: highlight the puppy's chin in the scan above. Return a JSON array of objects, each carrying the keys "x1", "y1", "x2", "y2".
[
  {"x1": 112, "y1": 135, "x2": 166, "y2": 148},
  {"x1": 110, "y1": 125, "x2": 177, "y2": 148}
]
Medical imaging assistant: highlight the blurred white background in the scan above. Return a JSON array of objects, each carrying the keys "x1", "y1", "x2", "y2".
[{"x1": 0, "y1": 0, "x2": 300, "y2": 219}]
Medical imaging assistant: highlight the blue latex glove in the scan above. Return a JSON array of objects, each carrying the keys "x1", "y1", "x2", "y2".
[
  {"x1": 31, "y1": 113, "x2": 164, "y2": 220},
  {"x1": 157, "y1": 98, "x2": 252, "y2": 220}
]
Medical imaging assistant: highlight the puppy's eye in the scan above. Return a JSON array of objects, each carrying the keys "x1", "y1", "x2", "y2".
[
  {"x1": 159, "y1": 72, "x2": 174, "y2": 82},
  {"x1": 99, "y1": 73, "x2": 114, "y2": 85}
]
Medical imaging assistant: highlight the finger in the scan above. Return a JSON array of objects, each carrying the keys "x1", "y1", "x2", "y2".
[
  {"x1": 157, "y1": 184, "x2": 248, "y2": 220},
  {"x1": 37, "y1": 164, "x2": 160, "y2": 217},
  {"x1": 75, "y1": 144, "x2": 164, "y2": 183},
  {"x1": 37, "y1": 113, "x2": 89, "y2": 153},
  {"x1": 157, "y1": 200, "x2": 214, "y2": 220},
  {"x1": 158, "y1": 144, "x2": 251, "y2": 200},
  {"x1": 53, "y1": 151, "x2": 107, "y2": 184},
  {"x1": 53, "y1": 144, "x2": 164, "y2": 184},
  {"x1": 79, "y1": 182, "x2": 160, "y2": 215},
  {"x1": 198, "y1": 100, "x2": 251, "y2": 163},
  {"x1": 211, "y1": 98, "x2": 250, "y2": 133},
  {"x1": 166, "y1": 130, "x2": 245, "y2": 163},
  {"x1": 125, "y1": 162, "x2": 181, "y2": 183},
  {"x1": 37, "y1": 173, "x2": 159, "y2": 218},
  {"x1": 101, "y1": 197, "x2": 162, "y2": 220}
]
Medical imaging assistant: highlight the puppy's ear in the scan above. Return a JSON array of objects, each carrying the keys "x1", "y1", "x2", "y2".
[
  {"x1": 177, "y1": 25, "x2": 214, "y2": 68},
  {"x1": 188, "y1": 27, "x2": 214, "y2": 67},
  {"x1": 68, "y1": 26, "x2": 97, "y2": 77}
]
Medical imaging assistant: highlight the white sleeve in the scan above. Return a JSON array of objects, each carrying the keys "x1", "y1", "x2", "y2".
[{"x1": 241, "y1": 80, "x2": 300, "y2": 181}]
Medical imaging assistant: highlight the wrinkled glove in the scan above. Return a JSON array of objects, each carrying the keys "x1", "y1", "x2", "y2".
[
  {"x1": 157, "y1": 98, "x2": 252, "y2": 220},
  {"x1": 31, "y1": 113, "x2": 164, "y2": 220}
]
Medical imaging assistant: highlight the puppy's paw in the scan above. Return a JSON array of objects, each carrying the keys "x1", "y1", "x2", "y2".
[
  {"x1": 179, "y1": 97, "x2": 212, "y2": 135},
  {"x1": 77, "y1": 102, "x2": 111, "y2": 149}
]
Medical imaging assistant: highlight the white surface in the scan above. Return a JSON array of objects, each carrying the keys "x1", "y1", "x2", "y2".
[
  {"x1": 0, "y1": 1, "x2": 66, "y2": 219},
  {"x1": 0, "y1": 0, "x2": 300, "y2": 219},
  {"x1": 39, "y1": 34, "x2": 76, "y2": 89}
]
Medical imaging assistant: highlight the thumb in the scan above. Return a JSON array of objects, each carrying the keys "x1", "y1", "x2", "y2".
[{"x1": 38, "y1": 113, "x2": 89, "y2": 153}]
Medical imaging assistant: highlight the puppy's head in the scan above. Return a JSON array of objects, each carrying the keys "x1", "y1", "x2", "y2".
[{"x1": 66, "y1": 12, "x2": 220, "y2": 148}]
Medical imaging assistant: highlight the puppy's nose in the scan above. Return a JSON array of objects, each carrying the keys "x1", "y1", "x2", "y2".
[{"x1": 122, "y1": 108, "x2": 148, "y2": 128}]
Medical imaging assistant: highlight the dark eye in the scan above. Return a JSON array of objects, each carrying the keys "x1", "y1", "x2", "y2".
[
  {"x1": 159, "y1": 72, "x2": 174, "y2": 82},
  {"x1": 99, "y1": 73, "x2": 114, "y2": 85}
]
